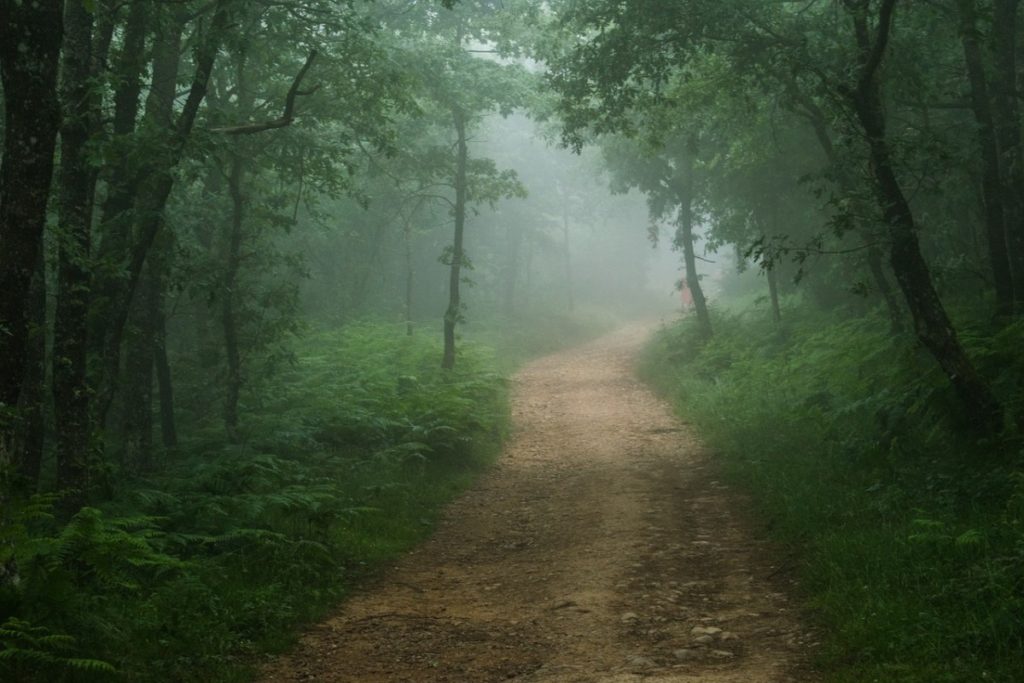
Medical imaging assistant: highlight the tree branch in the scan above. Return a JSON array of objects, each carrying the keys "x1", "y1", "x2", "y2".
[
  {"x1": 861, "y1": 0, "x2": 899, "y2": 87},
  {"x1": 211, "y1": 50, "x2": 319, "y2": 135}
]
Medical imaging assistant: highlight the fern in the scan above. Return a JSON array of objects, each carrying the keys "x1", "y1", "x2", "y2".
[
  {"x1": 2, "y1": 322, "x2": 512, "y2": 681},
  {"x1": 0, "y1": 618, "x2": 116, "y2": 681}
]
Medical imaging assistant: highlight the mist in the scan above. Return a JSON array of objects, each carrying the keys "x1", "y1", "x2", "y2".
[{"x1": 3, "y1": 1, "x2": 1023, "y2": 681}]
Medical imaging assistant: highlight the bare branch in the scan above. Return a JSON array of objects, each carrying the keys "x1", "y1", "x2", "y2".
[{"x1": 211, "y1": 50, "x2": 319, "y2": 135}]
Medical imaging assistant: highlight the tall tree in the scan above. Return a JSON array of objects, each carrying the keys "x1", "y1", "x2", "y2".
[
  {"x1": 988, "y1": 0, "x2": 1024, "y2": 309},
  {"x1": 95, "y1": 0, "x2": 231, "y2": 428},
  {"x1": 956, "y1": 0, "x2": 1015, "y2": 316},
  {"x1": 841, "y1": 0, "x2": 1001, "y2": 430},
  {"x1": 53, "y1": 0, "x2": 103, "y2": 499},
  {"x1": 0, "y1": 0, "x2": 64, "y2": 484}
]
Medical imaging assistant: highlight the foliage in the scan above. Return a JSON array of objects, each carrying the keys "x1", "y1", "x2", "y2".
[
  {"x1": 641, "y1": 309, "x2": 1024, "y2": 683},
  {"x1": 0, "y1": 618, "x2": 115, "y2": 683},
  {"x1": 1, "y1": 324, "x2": 508, "y2": 681}
]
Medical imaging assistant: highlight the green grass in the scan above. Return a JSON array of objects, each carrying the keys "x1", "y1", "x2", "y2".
[
  {"x1": 1, "y1": 323, "x2": 509, "y2": 682},
  {"x1": 639, "y1": 307, "x2": 1024, "y2": 683}
]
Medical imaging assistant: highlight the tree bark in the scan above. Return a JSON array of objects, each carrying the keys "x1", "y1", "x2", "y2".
[
  {"x1": 0, "y1": 0, "x2": 64, "y2": 482},
  {"x1": 122, "y1": 270, "x2": 155, "y2": 472},
  {"x1": 95, "y1": 2, "x2": 230, "y2": 427},
  {"x1": 94, "y1": 0, "x2": 152, "y2": 280},
  {"x1": 13, "y1": 255, "x2": 48, "y2": 489},
  {"x1": 223, "y1": 153, "x2": 245, "y2": 441},
  {"x1": 989, "y1": 0, "x2": 1024, "y2": 309},
  {"x1": 53, "y1": 0, "x2": 97, "y2": 501},
  {"x1": 405, "y1": 221, "x2": 416, "y2": 336},
  {"x1": 866, "y1": 245, "x2": 905, "y2": 334},
  {"x1": 957, "y1": 0, "x2": 1016, "y2": 316},
  {"x1": 561, "y1": 194, "x2": 575, "y2": 314},
  {"x1": 154, "y1": 339, "x2": 177, "y2": 448},
  {"x1": 676, "y1": 152, "x2": 711, "y2": 339},
  {"x1": 762, "y1": 198, "x2": 784, "y2": 324},
  {"x1": 151, "y1": 241, "x2": 178, "y2": 448},
  {"x1": 846, "y1": 0, "x2": 1002, "y2": 431},
  {"x1": 442, "y1": 107, "x2": 469, "y2": 370}
]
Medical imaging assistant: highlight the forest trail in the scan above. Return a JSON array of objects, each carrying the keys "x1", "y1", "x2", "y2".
[{"x1": 258, "y1": 324, "x2": 817, "y2": 682}]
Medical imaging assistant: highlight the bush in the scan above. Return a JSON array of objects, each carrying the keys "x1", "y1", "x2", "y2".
[{"x1": 641, "y1": 309, "x2": 1024, "y2": 683}]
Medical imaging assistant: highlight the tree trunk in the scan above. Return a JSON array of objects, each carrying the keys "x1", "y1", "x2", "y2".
[
  {"x1": 352, "y1": 218, "x2": 391, "y2": 314},
  {"x1": 405, "y1": 223, "x2": 415, "y2": 336},
  {"x1": 866, "y1": 245, "x2": 905, "y2": 334},
  {"x1": 95, "y1": 2, "x2": 230, "y2": 428},
  {"x1": 561, "y1": 193, "x2": 575, "y2": 313},
  {"x1": 122, "y1": 270, "x2": 155, "y2": 472},
  {"x1": 0, "y1": 0, "x2": 64, "y2": 481},
  {"x1": 53, "y1": 0, "x2": 97, "y2": 502},
  {"x1": 846, "y1": 2, "x2": 1002, "y2": 432},
  {"x1": 442, "y1": 107, "x2": 469, "y2": 370},
  {"x1": 786, "y1": 74, "x2": 907, "y2": 331},
  {"x1": 151, "y1": 249, "x2": 178, "y2": 448},
  {"x1": 223, "y1": 154, "x2": 245, "y2": 441},
  {"x1": 957, "y1": 0, "x2": 1016, "y2": 316},
  {"x1": 503, "y1": 223, "x2": 522, "y2": 317},
  {"x1": 122, "y1": 234, "x2": 177, "y2": 467},
  {"x1": 122, "y1": 223, "x2": 177, "y2": 465},
  {"x1": 94, "y1": 0, "x2": 152, "y2": 291},
  {"x1": 676, "y1": 154, "x2": 711, "y2": 339},
  {"x1": 92, "y1": 2, "x2": 117, "y2": 74},
  {"x1": 989, "y1": 0, "x2": 1024, "y2": 309},
  {"x1": 13, "y1": 255, "x2": 48, "y2": 489},
  {"x1": 762, "y1": 198, "x2": 784, "y2": 324}
]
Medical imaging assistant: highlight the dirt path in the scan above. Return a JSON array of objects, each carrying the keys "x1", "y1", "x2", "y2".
[{"x1": 259, "y1": 324, "x2": 817, "y2": 682}]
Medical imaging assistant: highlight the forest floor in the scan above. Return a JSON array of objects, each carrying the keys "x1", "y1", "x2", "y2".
[{"x1": 258, "y1": 323, "x2": 818, "y2": 682}]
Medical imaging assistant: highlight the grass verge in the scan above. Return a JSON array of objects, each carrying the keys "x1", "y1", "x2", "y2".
[{"x1": 639, "y1": 308, "x2": 1024, "y2": 683}]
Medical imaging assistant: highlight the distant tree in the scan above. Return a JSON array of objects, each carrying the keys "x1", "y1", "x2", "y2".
[
  {"x1": 381, "y1": 0, "x2": 532, "y2": 369},
  {"x1": 602, "y1": 135, "x2": 712, "y2": 338}
]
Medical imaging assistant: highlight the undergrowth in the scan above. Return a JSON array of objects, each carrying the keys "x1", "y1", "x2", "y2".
[
  {"x1": 640, "y1": 307, "x2": 1024, "y2": 683},
  {"x1": 1, "y1": 323, "x2": 509, "y2": 682}
]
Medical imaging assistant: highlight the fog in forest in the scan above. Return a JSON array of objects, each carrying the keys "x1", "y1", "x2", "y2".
[
  {"x1": 296, "y1": 111, "x2": 684, "y2": 335},
  {"x1": 4, "y1": 1, "x2": 1024, "y2": 681}
]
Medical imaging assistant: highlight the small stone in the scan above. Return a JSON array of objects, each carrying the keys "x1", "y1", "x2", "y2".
[
  {"x1": 690, "y1": 626, "x2": 723, "y2": 636},
  {"x1": 626, "y1": 655, "x2": 657, "y2": 669},
  {"x1": 720, "y1": 631, "x2": 739, "y2": 641},
  {"x1": 694, "y1": 635, "x2": 715, "y2": 645},
  {"x1": 672, "y1": 648, "x2": 698, "y2": 661},
  {"x1": 620, "y1": 612, "x2": 640, "y2": 623},
  {"x1": 550, "y1": 599, "x2": 577, "y2": 610},
  {"x1": 711, "y1": 649, "x2": 735, "y2": 658}
]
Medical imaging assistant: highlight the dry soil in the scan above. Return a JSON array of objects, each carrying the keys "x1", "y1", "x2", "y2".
[{"x1": 258, "y1": 323, "x2": 818, "y2": 682}]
